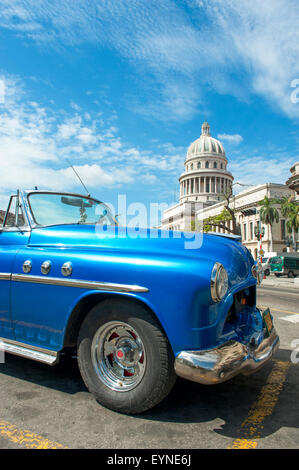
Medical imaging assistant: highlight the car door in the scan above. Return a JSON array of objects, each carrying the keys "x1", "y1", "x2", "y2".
[{"x1": 0, "y1": 195, "x2": 30, "y2": 340}]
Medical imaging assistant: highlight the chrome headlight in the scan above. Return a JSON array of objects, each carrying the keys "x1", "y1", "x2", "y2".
[{"x1": 211, "y1": 263, "x2": 229, "y2": 302}]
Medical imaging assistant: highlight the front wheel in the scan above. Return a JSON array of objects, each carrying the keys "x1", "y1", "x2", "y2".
[{"x1": 77, "y1": 299, "x2": 176, "y2": 414}]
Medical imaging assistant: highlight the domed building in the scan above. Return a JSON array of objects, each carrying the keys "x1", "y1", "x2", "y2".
[
  {"x1": 179, "y1": 121, "x2": 233, "y2": 206},
  {"x1": 161, "y1": 120, "x2": 293, "y2": 257},
  {"x1": 161, "y1": 121, "x2": 235, "y2": 232}
]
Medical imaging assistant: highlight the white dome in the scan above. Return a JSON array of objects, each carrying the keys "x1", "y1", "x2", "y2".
[
  {"x1": 179, "y1": 120, "x2": 233, "y2": 206},
  {"x1": 187, "y1": 121, "x2": 226, "y2": 158}
]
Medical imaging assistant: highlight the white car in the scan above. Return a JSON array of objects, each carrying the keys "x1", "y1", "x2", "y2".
[{"x1": 261, "y1": 257, "x2": 272, "y2": 276}]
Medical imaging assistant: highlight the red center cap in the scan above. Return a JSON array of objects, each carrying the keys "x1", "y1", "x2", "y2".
[{"x1": 117, "y1": 350, "x2": 124, "y2": 359}]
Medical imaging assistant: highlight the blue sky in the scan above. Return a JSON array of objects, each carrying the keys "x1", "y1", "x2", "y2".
[{"x1": 0, "y1": 0, "x2": 298, "y2": 220}]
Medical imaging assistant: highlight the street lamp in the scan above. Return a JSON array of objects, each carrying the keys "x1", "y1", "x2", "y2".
[
  {"x1": 254, "y1": 224, "x2": 265, "y2": 239},
  {"x1": 284, "y1": 234, "x2": 295, "y2": 252},
  {"x1": 254, "y1": 221, "x2": 265, "y2": 261}
]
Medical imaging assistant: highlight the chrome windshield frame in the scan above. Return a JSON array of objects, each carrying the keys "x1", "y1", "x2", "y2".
[
  {"x1": 1, "y1": 191, "x2": 31, "y2": 232},
  {"x1": 23, "y1": 190, "x2": 115, "y2": 229}
]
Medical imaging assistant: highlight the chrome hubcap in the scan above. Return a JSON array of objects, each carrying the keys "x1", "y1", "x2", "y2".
[{"x1": 91, "y1": 321, "x2": 146, "y2": 392}]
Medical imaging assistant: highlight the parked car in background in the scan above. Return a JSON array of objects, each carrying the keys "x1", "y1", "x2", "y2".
[
  {"x1": 270, "y1": 254, "x2": 299, "y2": 278},
  {"x1": 261, "y1": 257, "x2": 272, "y2": 276},
  {"x1": 0, "y1": 189, "x2": 279, "y2": 414}
]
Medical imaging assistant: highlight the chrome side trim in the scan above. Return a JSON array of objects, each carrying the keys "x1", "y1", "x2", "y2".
[
  {"x1": 0, "y1": 273, "x2": 11, "y2": 281},
  {"x1": 0, "y1": 338, "x2": 58, "y2": 365},
  {"x1": 174, "y1": 328, "x2": 279, "y2": 385},
  {"x1": 12, "y1": 274, "x2": 149, "y2": 293}
]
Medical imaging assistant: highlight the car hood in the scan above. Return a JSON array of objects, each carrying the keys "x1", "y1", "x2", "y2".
[{"x1": 28, "y1": 225, "x2": 254, "y2": 284}]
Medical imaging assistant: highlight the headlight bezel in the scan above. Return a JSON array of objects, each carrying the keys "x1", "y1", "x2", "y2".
[{"x1": 211, "y1": 262, "x2": 229, "y2": 302}]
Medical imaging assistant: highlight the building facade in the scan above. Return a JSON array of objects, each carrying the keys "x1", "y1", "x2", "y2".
[
  {"x1": 161, "y1": 121, "x2": 294, "y2": 257},
  {"x1": 196, "y1": 183, "x2": 293, "y2": 258},
  {"x1": 286, "y1": 161, "x2": 299, "y2": 200}
]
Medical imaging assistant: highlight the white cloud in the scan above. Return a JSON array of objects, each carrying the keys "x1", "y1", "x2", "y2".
[
  {"x1": 217, "y1": 134, "x2": 243, "y2": 145},
  {"x1": 0, "y1": 79, "x2": 5, "y2": 104},
  {"x1": 0, "y1": 1, "x2": 298, "y2": 119},
  {"x1": 57, "y1": 121, "x2": 79, "y2": 140},
  {"x1": 0, "y1": 75, "x2": 183, "y2": 208},
  {"x1": 230, "y1": 155, "x2": 295, "y2": 189},
  {"x1": 0, "y1": 78, "x2": 123, "y2": 197},
  {"x1": 206, "y1": 0, "x2": 299, "y2": 118},
  {"x1": 61, "y1": 164, "x2": 134, "y2": 188},
  {"x1": 133, "y1": 78, "x2": 200, "y2": 122}
]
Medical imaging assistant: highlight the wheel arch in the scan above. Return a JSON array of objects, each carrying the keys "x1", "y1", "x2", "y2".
[{"x1": 63, "y1": 291, "x2": 170, "y2": 351}]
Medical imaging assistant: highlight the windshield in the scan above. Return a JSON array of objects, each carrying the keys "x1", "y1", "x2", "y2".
[
  {"x1": 271, "y1": 257, "x2": 283, "y2": 265},
  {"x1": 28, "y1": 193, "x2": 116, "y2": 226}
]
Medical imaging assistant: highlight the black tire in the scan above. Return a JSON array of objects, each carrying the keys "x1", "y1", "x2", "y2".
[
  {"x1": 288, "y1": 271, "x2": 294, "y2": 278},
  {"x1": 77, "y1": 298, "x2": 176, "y2": 414},
  {"x1": 264, "y1": 269, "x2": 270, "y2": 276}
]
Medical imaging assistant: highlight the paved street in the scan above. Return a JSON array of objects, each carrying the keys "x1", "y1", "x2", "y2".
[{"x1": 0, "y1": 281, "x2": 298, "y2": 450}]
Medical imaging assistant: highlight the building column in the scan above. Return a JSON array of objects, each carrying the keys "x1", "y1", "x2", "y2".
[{"x1": 211, "y1": 177, "x2": 215, "y2": 193}]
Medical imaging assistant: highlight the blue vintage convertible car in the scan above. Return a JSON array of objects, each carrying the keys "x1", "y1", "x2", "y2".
[{"x1": 0, "y1": 190, "x2": 279, "y2": 414}]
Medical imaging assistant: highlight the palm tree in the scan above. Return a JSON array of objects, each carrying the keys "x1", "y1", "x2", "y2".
[
  {"x1": 258, "y1": 196, "x2": 279, "y2": 252},
  {"x1": 280, "y1": 196, "x2": 299, "y2": 249}
]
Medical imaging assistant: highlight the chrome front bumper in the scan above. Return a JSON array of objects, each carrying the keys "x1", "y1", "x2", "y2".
[{"x1": 174, "y1": 329, "x2": 280, "y2": 385}]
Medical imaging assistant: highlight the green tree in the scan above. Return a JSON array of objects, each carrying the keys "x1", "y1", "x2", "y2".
[
  {"x1": 279, "y1": 196, "x2": 299, "y2": 248},
  {"x1": 203, "y1": 208, "x2": 234, "y2": 233},
  {"x1": 190, "y1": 186, "x2": 241, "y2": 235},
  {"x1": 201, "y1": 186, "x2": 241, "y2": 235},
  {"x1": 258, "y1": 196, "x2": 279, "y2": 252}
]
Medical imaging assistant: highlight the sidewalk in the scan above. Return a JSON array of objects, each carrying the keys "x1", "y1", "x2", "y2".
[{"x1": 260, "y1": 274, "x2": 299, "y2": 290}]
